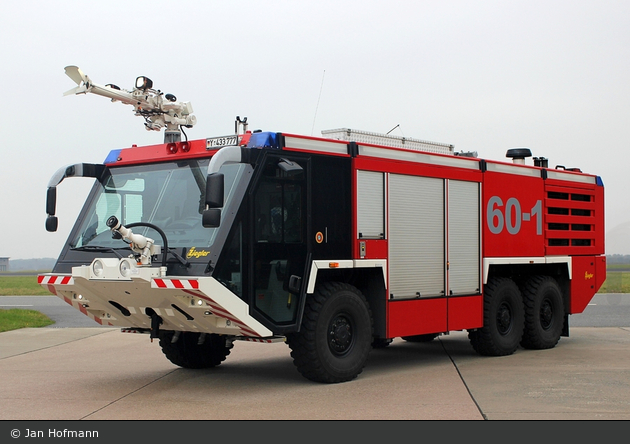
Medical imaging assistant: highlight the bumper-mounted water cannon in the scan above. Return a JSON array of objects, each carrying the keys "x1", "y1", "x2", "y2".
[
  {"x1": 64, "y1": 65, "x2": 197, "y2": 143},
  {"x1": 106, "y1": 215, "x2": 158, "y2": 266}
]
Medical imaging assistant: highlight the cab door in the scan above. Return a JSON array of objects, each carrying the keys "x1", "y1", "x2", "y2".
[{"x1": 250, "y1": 155, "x2": 308, "y2": 328}]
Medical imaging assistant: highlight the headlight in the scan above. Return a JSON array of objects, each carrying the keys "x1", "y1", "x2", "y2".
[
  {"x1": 93, "y1": 260, "x2": 104, "y2": 277},
  {"x1": 119, "y1": 258, "x2": 135, "y2": 277}
]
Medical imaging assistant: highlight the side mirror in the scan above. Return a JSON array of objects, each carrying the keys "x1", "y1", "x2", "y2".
[
  {"x1": 46, "y1": 216, "x2": 58, "y2": 232},
  {"x1": 205, "y1": 173, "x2": 224, "y2": 208},
  {"x1": 43, "y1": 163, "x2": 107, "y2": 236},
  {"x1": 46, "y1": 187, "x2": 58, "y2": 232},
  {"x1": 202, "y1": 208, "x2": 221, "y2": 228},
  {"x1": 46, "y1": 187, "x2": 57, "y2": 216}
]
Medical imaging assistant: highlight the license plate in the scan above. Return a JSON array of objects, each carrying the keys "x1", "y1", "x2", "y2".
[{"x1": 206, "y1": 135, "x2": 238, "y2": 149}]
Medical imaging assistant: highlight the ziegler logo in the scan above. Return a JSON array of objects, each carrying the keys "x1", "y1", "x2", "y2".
[
  {"x1": 584, "y1": 271, "x2": 594, "y2": 280},
  {"x1": 187, "y1": 247, "x2": 210, "y2": 259}
]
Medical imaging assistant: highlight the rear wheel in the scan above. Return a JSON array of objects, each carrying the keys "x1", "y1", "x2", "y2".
[
  {"x1": 158, "y1": 331, "x2": 233, "y2": 369},
  {"x1": 520, "y1": 276, "x2": 564, "y2": 350},
  {"x1": 286, "y1": 282, "x2": 373, "y2": 383},
  {"x1": 469, "y1": 277, "x2": 524, "y2": 356}
]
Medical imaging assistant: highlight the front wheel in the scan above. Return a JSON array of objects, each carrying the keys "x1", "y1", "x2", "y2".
[
  {"x1": 286, "y1": 282, "x2": 373, "y2": 383},
  {"x1": 158, "y1": 331, "x2": 233, "y2": 369},
  {"x1": 468, "y1": 277, "x2": 524, "y2": 356}
]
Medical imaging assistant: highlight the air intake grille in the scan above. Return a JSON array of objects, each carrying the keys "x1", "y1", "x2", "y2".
[{"x1": 544, "y1": 184, "x2": 597, "y2": 254}]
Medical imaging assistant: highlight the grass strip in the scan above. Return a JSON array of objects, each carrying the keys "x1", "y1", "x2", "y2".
[
  {"x1": 1, "y1": 270, "x2": 629, "y2": 295},
  {"x1": 0, "y1": 276, "x2": 52, "y2": 296},
  {"x1": 0, "y1": 308, "x2": 54, "y2": 332}
]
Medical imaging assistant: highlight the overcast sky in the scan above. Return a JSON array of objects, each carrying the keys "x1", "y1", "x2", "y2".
[{"x1": 1, "y1": 0, "x2": 629, "y2": 259}]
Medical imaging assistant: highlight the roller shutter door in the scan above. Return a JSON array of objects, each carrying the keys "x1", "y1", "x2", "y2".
[
  {"x1": 389, "y1": 174, "x2": 444, "y2": 299},
  {"x1": 448, "y1": 180, "x2": 481, "y2": 295}
]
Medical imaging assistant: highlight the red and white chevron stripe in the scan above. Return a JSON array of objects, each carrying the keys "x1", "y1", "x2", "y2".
[
  {"x1": 37, "y1": 275, "x2": 74, "y2": 285},
  {"x1": 61, "y1": 295, "x2": 113, "y2": 326},
  {"x1": 152, "y1": 278, "x2": 199, "y2": 290},
  {"x1": 38, "y1": 274, "x2": 74, "y2": 296},
  {"x1": 176, "y1": 289, "x2": 262, "y2": 338}
]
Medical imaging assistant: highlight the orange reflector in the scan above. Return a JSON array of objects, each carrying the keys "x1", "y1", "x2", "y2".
[{"x1": 329, "y1": 262, "x2": 339, "y2": 268}]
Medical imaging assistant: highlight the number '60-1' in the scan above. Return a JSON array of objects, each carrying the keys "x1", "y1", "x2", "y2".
[{"x1": 487, "y1": 196, "x2": 542, "y2": 235}]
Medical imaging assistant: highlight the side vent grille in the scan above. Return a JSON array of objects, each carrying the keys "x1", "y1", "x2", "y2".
[{"x1": 544, "y1": 185, "x2": 597, "y2": 254}]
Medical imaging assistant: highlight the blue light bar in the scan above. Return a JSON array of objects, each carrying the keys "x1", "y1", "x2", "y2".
[
  {"x1": 104, "y1": 149, "x2": 122, "y2": 164},
  {"x1": 246, "y1": 132, "x2": 281, "y2": 149}
]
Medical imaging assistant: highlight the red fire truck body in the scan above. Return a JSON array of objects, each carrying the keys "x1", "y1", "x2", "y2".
[
  {"x1": 40, "y1": 67, "x2": 606, "y2": 383},
  {"x1": 39, "y1": 124, "x2": 605, "y2": 383}
]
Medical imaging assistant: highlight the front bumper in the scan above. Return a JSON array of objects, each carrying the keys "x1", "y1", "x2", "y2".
[{"x1": 38, "y1": 260, "x2": 273, "y2": 339}]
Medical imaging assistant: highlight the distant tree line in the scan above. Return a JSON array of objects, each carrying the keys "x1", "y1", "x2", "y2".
[
  {"x1": 605, "y1": 254, "x2": 630, "y2": 265},
  {"x1": 4, "y1": 258, "x2": 56, "y2": 272}
]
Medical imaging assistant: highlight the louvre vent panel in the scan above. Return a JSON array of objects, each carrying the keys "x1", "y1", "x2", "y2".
[{"x1": 544, "y1": 184, "x2": 599, "y2": 254}]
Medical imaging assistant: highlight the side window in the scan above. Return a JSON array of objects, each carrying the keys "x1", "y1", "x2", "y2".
[
  {"x1": 357, "y1": 170, "x2": 385, "y2": 239},
  {"x1": 255, "y1": 181, "x2": 282, "y2": 242},
  {"x1": 284, "y1": 183, "x2": 302, "y2": 242},
  {"x1": 255, "y1": 178, "x2": 303, "y2": 243}
]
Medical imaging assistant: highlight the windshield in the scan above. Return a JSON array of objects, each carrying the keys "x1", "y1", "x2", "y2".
[{"x1": 70, "y1": 159, "x2": 248, "y2": 251}]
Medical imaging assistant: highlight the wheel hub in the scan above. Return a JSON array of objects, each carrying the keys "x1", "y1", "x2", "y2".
[
  {"x1": 328, "y1": 315, "x2": 353, "y2": 355},
  {"x1": 540, "y1": 299, "x2": 553, "y2": 330},
  {"x1": 497, "y1": 302, "x2": 513, "y2": 335}
]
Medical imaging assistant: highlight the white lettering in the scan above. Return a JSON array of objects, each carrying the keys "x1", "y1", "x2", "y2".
[
  {"x1": 48, "y1": 429, "x2": 98, "y2": 438},
  {"x1": 25, "y1": 429, "x2": 44, "y2": 438}
]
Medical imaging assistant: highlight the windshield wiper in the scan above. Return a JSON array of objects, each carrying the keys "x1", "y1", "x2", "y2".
[
  {"x1": 71, "y1": 245, "x2": 189, "y2": 267},
  {"x1": 70, "y1": 245, "x2": 130, "y2": 258}
]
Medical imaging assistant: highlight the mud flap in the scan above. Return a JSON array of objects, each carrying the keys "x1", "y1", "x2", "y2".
[{"x1": 146, "y1": 308, "x2": 163, "y2": 340}]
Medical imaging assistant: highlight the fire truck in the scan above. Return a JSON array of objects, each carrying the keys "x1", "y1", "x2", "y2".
[{"x1": 39, "y1": 67, "x2": 606, "y2": 383}]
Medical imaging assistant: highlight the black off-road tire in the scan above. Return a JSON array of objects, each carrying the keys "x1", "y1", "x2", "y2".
[
  {"x1": 468, "y1": 277, "x2": 524, "y2": 356},
  {"x1": 158, "y1": 331, "x2": 233, "y2": 369},
  {"x1": 402, "y1": 333, "x2": 439, "y2": 343},
  {"x1": 520, "y1": 276, "x2": 565, "y2": 350},
  {"x1": 286, "y1": 282, "x2": 374, "y2": 383}
]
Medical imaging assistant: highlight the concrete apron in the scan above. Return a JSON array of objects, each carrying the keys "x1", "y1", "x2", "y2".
[{"x1": 0, "y1": 327, "x2": 628, "y2": 420}]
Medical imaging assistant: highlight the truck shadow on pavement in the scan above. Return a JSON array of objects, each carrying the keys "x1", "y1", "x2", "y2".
[{"x1": 158, "y1": 334, "x2": 480, "y2": 387}]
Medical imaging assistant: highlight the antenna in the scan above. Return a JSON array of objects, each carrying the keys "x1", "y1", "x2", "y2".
[
  {"x1": 386, "y1": 124, "x2": 400, "y2": 135},
  {"x1": 311, "y1": 70, "x2": 326, "y2": 136}
]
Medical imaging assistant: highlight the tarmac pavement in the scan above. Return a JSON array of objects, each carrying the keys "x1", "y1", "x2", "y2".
[{"x1": 1, "y1": 325, "x2": 629, "y2": 421}]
